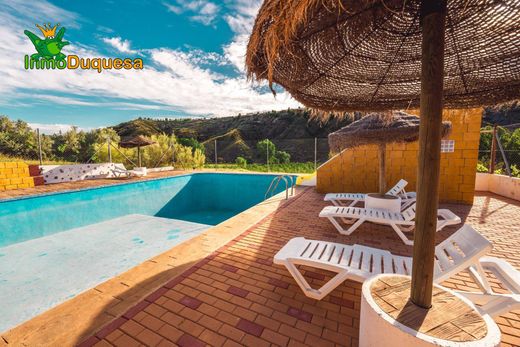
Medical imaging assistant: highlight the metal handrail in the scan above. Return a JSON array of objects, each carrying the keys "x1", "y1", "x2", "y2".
[{"x1": 264, "y1": 174, "x2": 295, "y2": 200}]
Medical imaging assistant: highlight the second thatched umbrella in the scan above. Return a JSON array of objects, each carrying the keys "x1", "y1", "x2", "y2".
[
  {"x1": 119, "y1": 135, "x2": 156, "y2": 167},
  {"x1": 329, "y1": 111, "x2": 451, "y2": 194}
]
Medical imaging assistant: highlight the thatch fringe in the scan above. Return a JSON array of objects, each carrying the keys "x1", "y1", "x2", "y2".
[
  {"x1": 328, "y1": 111, "x2": 452, "y2": 153},
  {"x1": 246, "y1": 0, "x2": 398, "y2": 89},
  {"x1": 245, "y1": 0, "x2": 520, "y2": 112}
]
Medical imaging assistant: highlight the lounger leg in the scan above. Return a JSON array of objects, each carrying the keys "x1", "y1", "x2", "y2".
[
  {"x1": 390, "y1": 224, "x2": 414, "y2": 246},
  {"x1": 454, "y1": 291, "x2": 518, "y2": 318},
  {"x1": 328, "y1": 217, "x2": 365, "y2": 235},
  {"x1": 332, "y1": 199, "x2": 359, "y2": 207},
  {"x1": 284, "y1": 261, "x2": 351, "y2": 300}
]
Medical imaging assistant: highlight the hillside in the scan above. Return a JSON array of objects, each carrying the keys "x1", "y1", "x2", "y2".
[
  {"x1": 111, "y1": 103, "x2": 520, "y2": 163},
  {"x1": 112, "y1": 109, "x2": 355, "y2": 162}
]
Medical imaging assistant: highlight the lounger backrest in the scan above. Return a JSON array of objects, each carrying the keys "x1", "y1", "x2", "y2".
[
  {"x1": 401, "y1": 202, "x2": 416, "y2": 221},
  {"x1": 433, "y1": 224, "x2": 493, "y2": 282},
  {"x1": 386, "y1": 179, "x2": 408, "y2": 196}
]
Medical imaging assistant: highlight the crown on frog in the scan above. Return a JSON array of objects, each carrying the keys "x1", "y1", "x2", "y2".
[{"x1": 36, "y1": 23, "x2": 59, "y2": 38}]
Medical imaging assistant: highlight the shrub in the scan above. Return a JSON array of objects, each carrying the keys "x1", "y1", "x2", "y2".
[
  {"x1": 476, "y1": 162, "x2": 488, "y2": 173},
  {"x1": 177, "y1": 137, "x2": 205, "y2": 153},
  {"x1": 275, "y1": 151, "x2": 291, "y2": 164},
  {"x1": 235, "y1": 156, "x2": 247, "y2": 167}
]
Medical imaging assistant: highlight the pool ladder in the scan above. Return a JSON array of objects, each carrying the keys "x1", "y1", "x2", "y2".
[{"x1": 265, "y1": 175, "x2": 295, "y2": 200}]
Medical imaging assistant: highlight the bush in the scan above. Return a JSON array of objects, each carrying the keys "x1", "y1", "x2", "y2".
[
  {"x1": 177, "y1": 137, "x2": 205, "y2": 153},
  {"x1": 174, "y1": 145, "x2": 205, "y2": 169},
  {"x1": 476, "y1": 162, "x2": 488, "y2": 173},
  {"x1": 256, "y1": 139, "x2": 292, "y2": 165},
  {"x1": 275, "y1": 151, "x2": 290, "y2": 164},
  {"x1": 256, "y1": 139, "x2": 276, "y2": 162},
  {"x1": 235, "y1": 156, "x2": 247, "y2": 167}
]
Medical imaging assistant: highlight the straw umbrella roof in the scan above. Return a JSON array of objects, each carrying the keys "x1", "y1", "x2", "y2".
[
  {"x1": 329, "y1": 111, "x2": 452, "y2": 152},
  {"x1": 119, "y1": 135, "x2": 156, "y2": 148},
  {"x1": 246, "y1": 0, "x2": 520, "y2": 112}
]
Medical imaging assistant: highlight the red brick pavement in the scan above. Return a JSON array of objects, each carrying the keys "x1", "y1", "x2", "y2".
[{"x1": 79, "y1": 190, "x2": 520, "y2": 347}]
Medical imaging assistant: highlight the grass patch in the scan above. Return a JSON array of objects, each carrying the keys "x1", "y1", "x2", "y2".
[
  {"x1": 0, "y1": 154, "x2": 74, "y2": 165},
  {"x1": 205, "y1": 162, "x2": 316, "y2": 174}
]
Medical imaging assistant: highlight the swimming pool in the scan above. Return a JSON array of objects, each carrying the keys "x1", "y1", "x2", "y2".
[{"x1": 0, "y1": 172, "x2": 293, "y2": 331}]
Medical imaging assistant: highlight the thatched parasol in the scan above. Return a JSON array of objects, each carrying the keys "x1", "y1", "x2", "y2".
[
  {"x1": 329, "y1": 111, "x2": 451, "y2": 194},
  {"x1": 119, "y1": 135, "x2": 156, "y2": 167},
  {"x1": 246, "y1": 0, "x2": 520, "y2": 308},
  {"x1": 246, "y1": 1, "x2": 520, "y2": 112}
]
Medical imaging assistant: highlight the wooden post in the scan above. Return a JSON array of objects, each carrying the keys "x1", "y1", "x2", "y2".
[
  {"x1": 137, "y1": 146, "x2": 141, "y2": 167},
  {"x1": 411, "y1": 0, "x2": 447, "y2": 309},
  {"x1": 378, "y1": 143, "x2": 386, "y2": 194},
  {"x1": 107, "y1": 137, "x2": 112, "y2": 163},
  {"x1": 314, "y1": 137, "x2": 318, "y2": 172},
  {"x1": 37, "y1": 128, "x2": 43, "y2": 165},
  {"x1": 489, "y1": 124, "x2": 497, "y2": 173}
]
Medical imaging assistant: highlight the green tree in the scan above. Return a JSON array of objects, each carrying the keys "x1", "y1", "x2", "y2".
[
  {"x1": 177, "y1": 137, "x2": 205, "y2": 154},
  {"x1": 256, "y1": 139, "x2": 276, "y2": 163},
  {"x1": 275, "y1": 151, "x2": 291, "y2": 164}
]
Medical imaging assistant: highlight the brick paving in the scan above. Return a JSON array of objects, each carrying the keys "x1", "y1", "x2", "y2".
[
  {"x1": 79, "y1": 189, "x2": 520, "y2": 347},
  {"x1": 0, "y1": 170, "x2": 192, "y2": 200}
]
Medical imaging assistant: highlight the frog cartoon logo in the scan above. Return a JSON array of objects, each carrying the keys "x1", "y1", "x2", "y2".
[
  {"x1": 23, "y1": 23, "x2": 144, "y2": 72},
  {"x1": 24, "y1": 23, "x2": 69, "y2": 61}
]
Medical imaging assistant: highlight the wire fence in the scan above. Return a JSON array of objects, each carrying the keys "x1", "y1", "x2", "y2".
[
  {"x1": 478, "y1": 124, "x2": 520, "y2": 177},
  {"x1": 0, "y1": 135, "x2": 331, "y2": 174},
  {"x1": 203, "y1": 138, "x2": 329, "y2": 173},
  {"x1": 7, "y1": 124, "x2": 520, "y2": 176},
  {"x1": 478, "y1": 149, "x2": 520, "y2": 176}
]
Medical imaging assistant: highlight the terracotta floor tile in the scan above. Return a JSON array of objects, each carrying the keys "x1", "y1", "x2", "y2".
[{"x1": 82, "y1": 191, "x2": 520, "y2": 347}]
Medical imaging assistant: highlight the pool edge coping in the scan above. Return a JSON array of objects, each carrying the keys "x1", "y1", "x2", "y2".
[
  {"x1": 1, "y1": 185, "x2": 310, "y2": 346},
  {"x1": 0, "y1": 170, "x2": 299, "y2": 204}
]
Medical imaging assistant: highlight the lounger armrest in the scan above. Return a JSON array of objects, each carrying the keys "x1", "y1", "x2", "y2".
[
  {"x1": 273, "y1": 237, "x2": 308, "y2": 264},
  {"x1": 437, "y1": 209, "x2": 461, "y2": 223},
  {"x1": 480, "y1": 256, "x2": 520, "y2": 292}
]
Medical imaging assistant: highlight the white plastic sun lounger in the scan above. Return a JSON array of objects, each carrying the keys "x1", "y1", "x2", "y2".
[
  {"x1": 273, "y1": 224, "x2": 520, "y2": 317},
  {"x1": 111, "y1": 167, "x2": 146, "y2": 178},
  {"x1": 324, "y1": 179, "x2": 416, "y2": 208},
  {"x1": 319, "y1": 202, "x2": 461, "y2": 245}
]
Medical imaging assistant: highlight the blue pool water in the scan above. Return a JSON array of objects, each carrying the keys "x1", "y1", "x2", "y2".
[
  {"x1": 0, "y1": 172, "x2": 290, "y2": 247},
  {"x1": 0, "y1": 173, "x2": 292, "y2": 331}
]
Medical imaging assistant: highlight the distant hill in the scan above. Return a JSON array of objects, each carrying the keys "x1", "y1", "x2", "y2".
[
  {"x1": 483, "y1": 101, "x2": 520, "y2": 126},
  {"x1": 110, "y1": 103, "x2": 520, "y2": 163},
  {"x1": 111, "y1": 109, "x2": 356, "y2": 162}
]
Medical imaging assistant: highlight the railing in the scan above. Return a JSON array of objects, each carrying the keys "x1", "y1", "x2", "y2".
[{"x1": 265, "y1": 174, "x2": 295, "y2": 200}]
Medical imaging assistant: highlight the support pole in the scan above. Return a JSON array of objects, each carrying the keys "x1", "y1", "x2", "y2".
[
  {"x1": 267, "y1": 140, "x2": 270, "y2": 172},
  {"x1": 495, "y1": 129, "x2": 511, "y2": 176},
  {"x1": 137, "y1": 146, "x2": 141, "y2": 167},
  {"x1": 314, "y1": 137, "x2": 318, "y2": 171},
  {"x1": 378, "y1": 143, "x2": 386, "y2": 194},
  {"x1": 107, "y1": 137, "x2": 112, "y2": 163},
  {"x1": 37, "y1": 128, "x2": 43, "y2": 165},
  {"x1": 411, "y1": 0, "x2": 447, "y2": 309},
  {"x1": 214, "y1": 140, "x2": 217, "y2": 165},
  {"x1": 489, "y1": 124, "x2": 497, "y2": 173}
]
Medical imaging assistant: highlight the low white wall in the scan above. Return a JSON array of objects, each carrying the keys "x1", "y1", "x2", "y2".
[
  {"x1": 476, "y1": 173, "x2": 520, "y2": 201},
  {"x1": 148, "y1": 166, "x2": 174, "y2": 173},
  {"x1": 40, "y1": 163, "x2": 126, "y2": 184}
]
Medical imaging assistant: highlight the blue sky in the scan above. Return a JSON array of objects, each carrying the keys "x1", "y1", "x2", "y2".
[{"x1": 0, "y1": 0, "x2": 299, "y2": 133}]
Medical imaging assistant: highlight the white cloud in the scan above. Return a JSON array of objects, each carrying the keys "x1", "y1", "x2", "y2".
[
  {"x1": 162, "y1": 2, "x2": 183, "y2": 14},
  {"x1": 0, "y1": 0, "x2": 301, "y2": 123},
  {"x1": 102, "y1": 37, "x2": 137, "y2": 54},
  {"x1": 163, "y1": 0, "x2": 219, "y2": 26},
  {"x1": 28, "y1": 123, "x2": 92, "y2": 135},
  {"x1": 222, "y1": 1, "x2": 262, "y2": 73}
]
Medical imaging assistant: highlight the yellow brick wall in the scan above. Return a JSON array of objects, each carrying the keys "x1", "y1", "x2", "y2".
[
  {"x1": 316, "y1": 108, "x2": 482, "y2": 204},
  {"x1": 0, "y1": 162, "x2": 35, "y2": 191}
]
